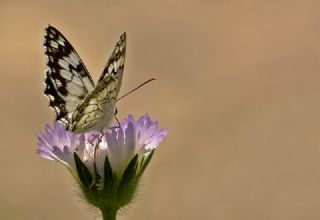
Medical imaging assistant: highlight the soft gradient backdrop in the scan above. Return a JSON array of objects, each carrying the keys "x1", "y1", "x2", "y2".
[{"x1": 1, "y1": 0, "x2": 320, "y2": 219}]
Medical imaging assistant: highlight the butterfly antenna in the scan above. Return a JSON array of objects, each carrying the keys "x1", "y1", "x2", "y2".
[
  {"x1": 115, "y1": 115, "x2": 121, "y2": 128},
  {"x1": 116, "y1": 78, "x2": 156, "y2": 102}
]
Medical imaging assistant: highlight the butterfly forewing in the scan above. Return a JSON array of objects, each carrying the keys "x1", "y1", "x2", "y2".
[
  {"x1": 43, "y1": 25, "x2": 126, "y2": 133},
  {"x1": 70, "y1": 33, "x2": 126, "y2": 132},
  {"x1": 44, "y1": 25, "x2": 95, "y2": 127},
  {"x1": 99, "y1": 33, "x2": 126, "y2": 84}
]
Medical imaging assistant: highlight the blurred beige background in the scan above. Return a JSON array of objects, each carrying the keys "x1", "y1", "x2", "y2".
[{"x1": 1, "y1": 0, "x2": 320, "y2": 219}]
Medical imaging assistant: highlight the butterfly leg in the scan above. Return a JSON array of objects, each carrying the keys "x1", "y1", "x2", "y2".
[
  {"x1": 107, "y1": 107, "x2": 121, "y2": 129},
  {"x1": 114, "y1": 116, "x2": 121, "y2": 128},
  {"x1": 91, "y1": 131, "x2": 105, "y2": 188},
  {"x1": 114, "y1": 107, "x2": 121, "y2": 128}
]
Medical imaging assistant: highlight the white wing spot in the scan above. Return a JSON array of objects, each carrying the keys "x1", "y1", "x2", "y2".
[
  {"x1": 60, "y1": 70, "x2": 72, "y2": 81},
  {"x1": 55, "y1": 79, "x2": 62, "y2": 87},
  {"x1": 69, "y1": 52, "x2": 80, "y2": 66},
  {"x1": 119, "y1": 56, "x2": 124, "y2": 66},
  {"x1": 50, "y1": 41, "x2": 59, "y2": 49},
  {"x1": 108, "y1": 64, "x2": 113, "y2": 74},
  {"x1": 113, "y1": 61, "x2": 118, "y2": 71},
  {"x1": 53, "y1": 106, "x2": 60, "y2": 114},
  {"x1": 66, "y1": 84, "x2": 86, "y2": 95},
  {"x1": 60, "y1": 118, "x2": 68, "y2": 124},
  {"x1": 58, "y1": 59, "x2": 69, "y2": 69},
  {"x1": 48, "y1": 94, "x2": 55, "y2": 101},
  {"x1": 58, "y1": 36, "x2": 65, "y2": 46}
]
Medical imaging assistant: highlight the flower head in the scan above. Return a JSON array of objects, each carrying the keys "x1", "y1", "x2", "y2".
[
  {"x1": 37, "y1": 114, "x2": 167, "y2": 213},
  {"x1": 97, "y1": 114, "x2": 167, "y2": 179}
]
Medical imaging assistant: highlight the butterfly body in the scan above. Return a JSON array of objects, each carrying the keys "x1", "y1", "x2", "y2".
[{"x1": 44, "y1": 25, "x2": 126, "y2": 133}]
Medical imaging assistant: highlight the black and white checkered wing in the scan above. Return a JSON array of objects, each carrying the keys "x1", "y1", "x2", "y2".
[
  {"x1": 44, "y1": 25, "x2": 95, "y2": 128},
  {"x1": 98, "y1": 32, "x2": 126, "y2": 88}
]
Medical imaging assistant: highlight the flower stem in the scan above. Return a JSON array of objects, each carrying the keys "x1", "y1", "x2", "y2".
[{"x1": 101, "y1": 208, "x2": 118, "y2": 220}]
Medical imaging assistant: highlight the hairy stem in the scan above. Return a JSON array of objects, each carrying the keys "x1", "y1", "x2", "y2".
[{"x1": 101, "y1": 208, "x2": 118, "y2": 220}]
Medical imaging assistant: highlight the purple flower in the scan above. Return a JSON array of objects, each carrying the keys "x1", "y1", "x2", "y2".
[
  {"x1": 36, "y1": 121, "x2": 86, "y2": 174},
  {"x1": 37, "y1": 114, "x2": 167, "y2": 217},
  {"x1": 37, "y1": 114, "x2": 167, "y2": 197}
]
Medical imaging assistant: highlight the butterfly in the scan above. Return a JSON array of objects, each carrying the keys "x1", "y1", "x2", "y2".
[{"x1": 44, "y1": 25, "x2": 126, "y2": 133}]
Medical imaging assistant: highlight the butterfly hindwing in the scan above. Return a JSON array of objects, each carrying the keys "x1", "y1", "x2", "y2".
[
  {"x1": 71, "y1": 76, "x2": 119, "y2": 132},
  {"x1": 44, "y1": 25, "x2": 126, "y2": 133}
]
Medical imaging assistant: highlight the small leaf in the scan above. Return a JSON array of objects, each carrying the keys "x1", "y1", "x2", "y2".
[
  {"x1": 118, "y1": 154, "x2": 138, "y2": 193},
  {"x1": 138, "y1": 150, "x2": 155, "y2": 178},
  {"x1": 93, "y1": 147, "x2": 101, "y2": 185},
  {"x1": 103, "y1": 154, "x2": 114, "y2": 193},
  {"x1": 74, "y1": 152, "x2": 95, "y2": 190}
]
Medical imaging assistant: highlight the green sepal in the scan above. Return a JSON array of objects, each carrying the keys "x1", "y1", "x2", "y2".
[
  {"x1": 103, "y1": 154, "x2": 114, "y2": 194},
  {"x1": 93, "y1": 152, "x2": 101, "y2": 186},
  {"x1": 74, "y1": 152, "x2": 96, "y2": 191},
  {"x1": 119, "y1": 155, "x2": 138, "y2": 187},
  {"x1": 137, "y1": 149, "x2": 155, "y2": 178},
  {"x1": 117, "y1": 154, "x2": 138, "y2": 201}
]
